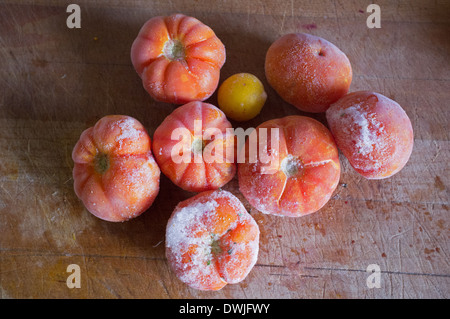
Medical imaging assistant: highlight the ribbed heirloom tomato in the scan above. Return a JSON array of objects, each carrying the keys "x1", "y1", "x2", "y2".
[
  {"x1": 131, "y1": 13, "x2": 226, "y2": 104},
  {"x1": 72, "y1": 115, "x2": 160, "y2": 222},
  {"x1": 238, "y1": 116, "x2": 341, "y2": 217},
  {"x1": 152, "y1": 101, "x2": 236, "y2": 192},
  {"x1": 165, "y1": 189, "x2": 260, "y2": 290}
]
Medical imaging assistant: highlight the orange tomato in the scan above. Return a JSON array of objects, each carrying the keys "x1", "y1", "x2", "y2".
[
  {"x1": 165, "y1": 189, "x2": 260, "y2": 290},
  {"x1": 72, "y1": 115, "x2": 160, "y2": 222},
  {"x1": 131, "y1": 13, "x2": 226, "y2": 104},
  {"x1": 238, "y1": 116, "x2": 340, "y2": 217},
  {"x1": 152, "y1": 101, "x2": 236, "y2": 192}
]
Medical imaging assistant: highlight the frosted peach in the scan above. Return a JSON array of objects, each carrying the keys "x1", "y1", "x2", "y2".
[
  {"x1": 265, "y1": 33, "x2": 352, "y2": 113},
  {"x1": 165, "y1": 189, "x2": 260, "y2": 290},
  {"x1": 238, "y1": 116, "x2": 341, "y2": 217},
  {"x1": 131, "y1": 13, "x2": 226, "y2": 104},
  {"x1": 326, "y1": 91, "x2": 414, "y2": 179},
  {"x1": 72, "y1": 115, "x2": 160, "y2": 222}
]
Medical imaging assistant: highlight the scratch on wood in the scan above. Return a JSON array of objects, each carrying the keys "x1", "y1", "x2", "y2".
[
  {"x1": 159, "y1": 279, "x2": 171, "y2": 298},
  {"x1": 333, "y1": 0, "x2": 341, "y2": 35},
  {"x1": 279, "y1": 0, "x2": 293, "y2": 33},
  {"x1": 389, "y1": 228, "x2": 413, "y2": 240},
  {"x1": 99, "y1": 279, "x2": 121, "y2": 298},
  {"x1": 304, "y1": 266, "x2": 450, "y2": 278},
  {"x1": 398, "y1": 238, "x2": 404, "y2": 298},
  {"x1": 431, "y1": 140, "x2": 440, "y2": 162},
  {"x1": 279, "y1": 8, "x2": 286, "y2": 33}
]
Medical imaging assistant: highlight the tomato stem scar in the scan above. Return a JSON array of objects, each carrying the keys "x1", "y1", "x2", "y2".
[
  {"x1": 95, "y1": 152, "x2": 110, "y2": 174},
  {"x1": 164, "y1": 39, "x2": 186, "y2": 61}
]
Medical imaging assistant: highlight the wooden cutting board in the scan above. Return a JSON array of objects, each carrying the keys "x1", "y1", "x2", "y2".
[{"x1": 0, "y1": 0, "x2": 449, "y2": 299}]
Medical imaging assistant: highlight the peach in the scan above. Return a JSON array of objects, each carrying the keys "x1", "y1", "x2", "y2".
[
  {"x1": 152, "y1": 101, "x2": 236, "y2": 192},
  {"x1": 72, "y1": 115, "x2": 160, "y2": 222},
  {"x1": 265, "y1": 33, "x2": 352, "y2": 113},
  {"x1": 326, "y1": 91, "x2": 414, "y2": 179},
  {"x1": 238, "y1": 115, "x2": 341, "y2": 217},
  {"x1": 165, "y1": 189, "x2": 260, "y2": 290}
]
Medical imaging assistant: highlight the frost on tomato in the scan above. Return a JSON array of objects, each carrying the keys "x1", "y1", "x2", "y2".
[
  {"x1": 165, "y1": 189, "x2": 260, "y2": 291},
  {"x1": 72, "y1": 115, "x2": 160, "y2": 222},
  {"x1": 238, "y1": 116, "x2": 341, "y2": 217}
]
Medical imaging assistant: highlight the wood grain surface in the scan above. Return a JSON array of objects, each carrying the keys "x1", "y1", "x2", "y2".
[{"x1": 0, "y1": 0, "x2": 449, "y2": 299}]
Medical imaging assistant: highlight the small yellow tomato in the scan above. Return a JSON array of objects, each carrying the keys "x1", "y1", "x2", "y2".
[{"x1": 218, "y1": 73, "x2": 267, "y2": 121}]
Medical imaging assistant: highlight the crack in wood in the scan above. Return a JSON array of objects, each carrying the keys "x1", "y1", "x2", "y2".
[{"x1": 304, "y1": 266, "x2": 450, "y2": 278}]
